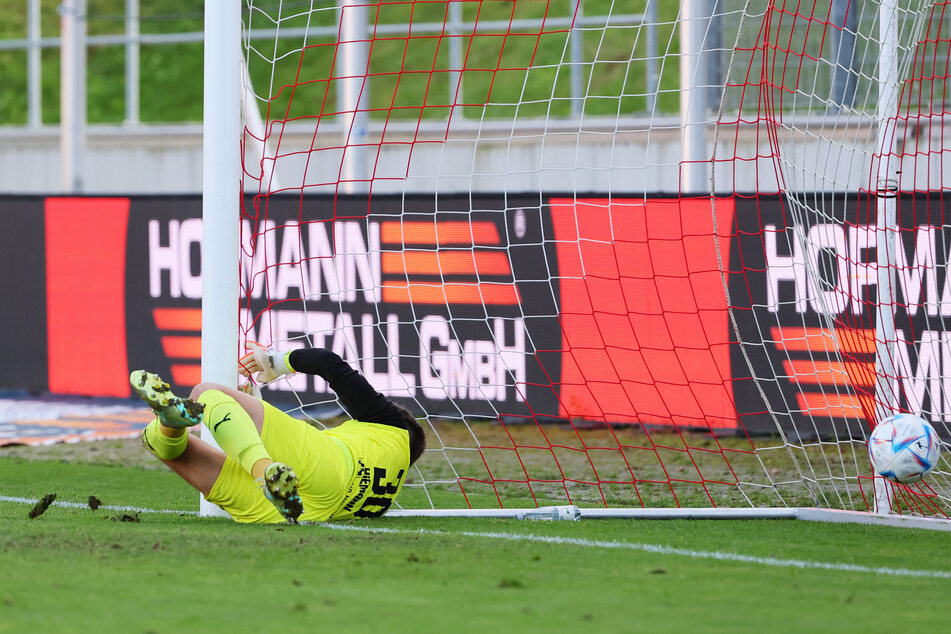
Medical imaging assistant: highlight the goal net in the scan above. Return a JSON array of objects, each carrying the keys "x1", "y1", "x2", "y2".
[{"x1": 233, "y1": 0, "x2": 950, "y2": 518}]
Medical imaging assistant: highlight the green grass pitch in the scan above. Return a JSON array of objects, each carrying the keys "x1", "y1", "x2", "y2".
[{"x1": 1, "y1": 452, "x2": 950, "y2": 633}]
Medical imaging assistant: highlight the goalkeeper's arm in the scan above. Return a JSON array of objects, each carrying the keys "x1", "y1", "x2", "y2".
[{"x1": 238, "y1": 345, "x2": 404, "y2": 426}]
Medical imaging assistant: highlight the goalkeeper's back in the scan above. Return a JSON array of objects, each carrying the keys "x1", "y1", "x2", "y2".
[
  {"x1": 285, "y1": 347, "x2": 426, "y2": 465},
  {"x1": 284, "y1": 348, "x2": 425, "y2": 520}
]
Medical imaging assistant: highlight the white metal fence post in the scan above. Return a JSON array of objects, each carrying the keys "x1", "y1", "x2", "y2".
[
  {"x1": 679, "y1": 0, "x2": 709, "y2": 194},
  {"x1": 646, "y1": 0, "x2": 658, "y2": 114},
  {"x1": 570, "y1": 0, "x2": 583, "y2": 118},
  {"x1": 125, "y1": 0, "x2": 140, "y2": 125},
  {"x1": 337, "y1": 0, "x2": 370, "y2": 193},
  {"x1": 27, "y1": 0, "x2": 41, "y2": 127},
  {"x1": 60, "y1": 0, "x2": 86, "y2": 193},
  {"x1": 448, "y1": 1, "x2": 463, "y2": 113}
]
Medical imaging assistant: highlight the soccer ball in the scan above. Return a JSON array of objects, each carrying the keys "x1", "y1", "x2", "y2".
[{"x1": 868, "y1": 413, "x2": 941, "y2": 484}]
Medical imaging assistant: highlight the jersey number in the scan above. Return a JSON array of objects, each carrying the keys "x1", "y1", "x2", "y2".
[{"x1": 353, "y1": 468, "x2": 405, "y2": 518}]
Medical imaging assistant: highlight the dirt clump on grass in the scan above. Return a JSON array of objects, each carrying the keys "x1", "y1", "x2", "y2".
[{"x1": 28, "y1": 493, "x2": 56, "y2": 519}]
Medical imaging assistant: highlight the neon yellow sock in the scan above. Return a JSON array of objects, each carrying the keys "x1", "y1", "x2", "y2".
[
  {"x1": 141, "y1": 417, "x2": 188, "y2": 461},
  {"x1": 200, "y1": 390, "x2": 272, "y2": 475}
]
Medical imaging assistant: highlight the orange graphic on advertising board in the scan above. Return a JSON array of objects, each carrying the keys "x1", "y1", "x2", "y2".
[
  {"x1": 380, "y1": 220, "x2": 519, "y2": 305},
  {"x1": 771, "y1": 326, "x2": 876, "y2": 420},
  {"x1": 153, "y1": 308, "x2": 202, "y2": 386}
]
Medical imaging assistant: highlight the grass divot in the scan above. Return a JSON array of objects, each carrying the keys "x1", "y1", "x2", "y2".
[{"x1": 27, "y1": 493, "x2": 56, "y2": 519}]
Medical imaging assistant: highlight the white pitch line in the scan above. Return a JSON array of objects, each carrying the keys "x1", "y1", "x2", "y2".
[
  {"x1": 0, "y1": 494, "x2": 198, "y2": 515},
  {"x1": 3, "y1": 494, "x2": 949, "y2": 579}
]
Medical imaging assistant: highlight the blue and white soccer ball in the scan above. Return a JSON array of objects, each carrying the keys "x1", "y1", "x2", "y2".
[{"x1": 868, "y1": 413, "x2": 941, "y2": 484}]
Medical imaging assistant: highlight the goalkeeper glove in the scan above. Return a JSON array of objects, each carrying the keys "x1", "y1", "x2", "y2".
[
  {"x1": 238, "y1": 382, "x2": 262, "y2": 399},
  {"x1": 238, "y1": 342, "x2": 294, "y2": 384}
]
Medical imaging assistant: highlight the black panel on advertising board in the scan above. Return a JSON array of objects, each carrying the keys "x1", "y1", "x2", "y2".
[
  {"x1": 730, "y1": 194, "x2": 951, "y2": 439},
  {"x1": 243, "y1": 194, "x2": 563, "y2": 419},
  {"x1": 128, "y1": 194, "x2": 562, "y2": 420},
  {"x1": 126, "y1": 196, "x2": 205, "y2": 384},
  {"x1": 728, "y1": 195, "x2": 786, "y2": 435},
  {"x1": 0, "y1": 197, "x2": 48, "y2": 392}
]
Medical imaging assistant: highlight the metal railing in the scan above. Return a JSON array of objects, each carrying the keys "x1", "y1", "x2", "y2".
[
  {"x1": 0, "y1": 0, "x2": 657, "y2": 127},
  {"x1": 4, "y1": 1, "x2": 927, "y2": 128}
]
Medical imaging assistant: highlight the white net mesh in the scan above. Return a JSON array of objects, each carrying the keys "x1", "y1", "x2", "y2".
[{"x1": 238, "y1": 0, "x2": 950, "y2": 516}]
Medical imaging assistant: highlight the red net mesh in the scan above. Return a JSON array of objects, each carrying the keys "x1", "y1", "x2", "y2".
[{"x1": 238, "y1": 1, "x2": 950, "y2": 514}]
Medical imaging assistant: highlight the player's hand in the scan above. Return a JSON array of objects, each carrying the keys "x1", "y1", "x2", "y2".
[
  {"x1": 238, "y1": 381, "x2": 262, "y2": 399},
  {"x1": 238, "y1": 342, "x2": 292, "y2": 383}
]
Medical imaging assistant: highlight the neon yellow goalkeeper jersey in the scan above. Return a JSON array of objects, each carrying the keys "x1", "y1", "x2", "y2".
[{"x1": 321, "y1": 420, "x2": 410, "y2": 521}]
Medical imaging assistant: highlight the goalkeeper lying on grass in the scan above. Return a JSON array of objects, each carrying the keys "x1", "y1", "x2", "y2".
[{"x1": 130, "y1": 346, "x2": 426, "y2": 524}]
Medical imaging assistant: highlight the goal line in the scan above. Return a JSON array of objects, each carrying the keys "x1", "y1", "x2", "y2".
[
  {"x1": 6, "y1": 491, "x2": 951, "y2": 540},
  {"x1": 5, "y1": 491, "x2": 951, "y2": 531}
]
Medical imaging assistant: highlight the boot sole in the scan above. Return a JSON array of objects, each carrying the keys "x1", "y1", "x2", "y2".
[
  {"x1": 130, "y1": 370, "x2": 204, "y2": 428},
  {"x1": 263, "y1": 463, "x2": 304, "y2": 523}
]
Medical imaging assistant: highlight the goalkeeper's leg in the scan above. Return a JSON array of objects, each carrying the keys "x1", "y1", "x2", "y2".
[
  {"x1": 145, "y1": 428, "x2": 227, "y2": 498},
  {"x1": 131, "y1": 372, "x2": 302, "y2": 522},
  {"x1": 138, "y1": 427, "x2": 286, "y2": 523},
  {"x1": 189, "y1": 382, "x2": 302, "y2": 523},
  {"x1": 132, "y1": 371, "x2": 274, "y2": 477}
]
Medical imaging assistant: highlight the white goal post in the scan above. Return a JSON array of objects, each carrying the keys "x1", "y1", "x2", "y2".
[
  {"x1": 200, "y1": 1, "x2": 241, "y2": 518},
  {"x1": 199, "y1": 0, "x2": 951, "y2": 528}
]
